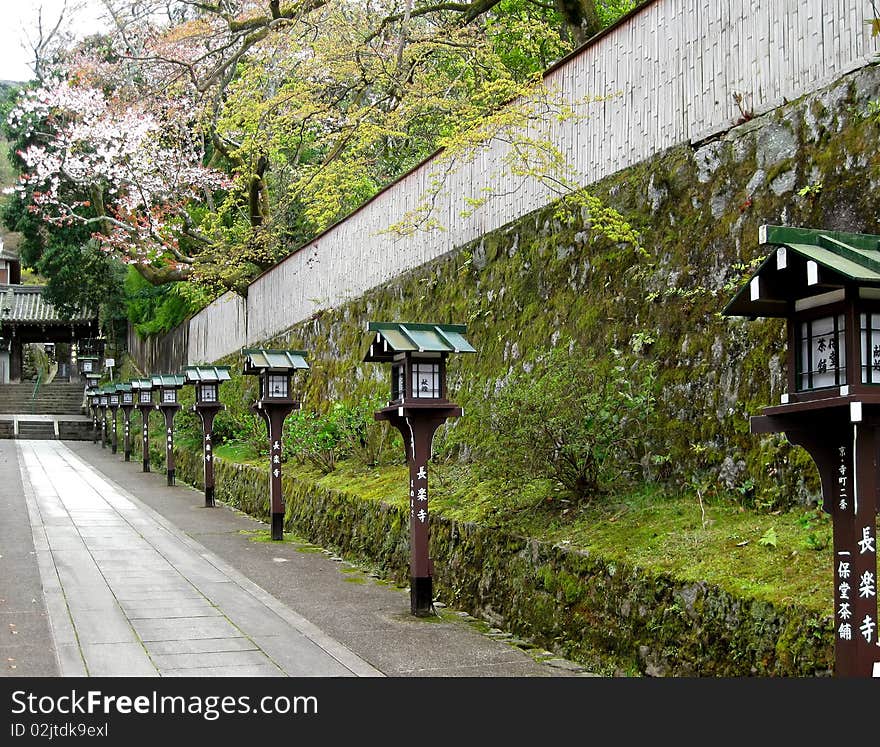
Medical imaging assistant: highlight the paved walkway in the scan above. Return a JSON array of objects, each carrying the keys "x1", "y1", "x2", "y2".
[{"x1": 1, "y1": 440, "x2": 590, "y2": 678}]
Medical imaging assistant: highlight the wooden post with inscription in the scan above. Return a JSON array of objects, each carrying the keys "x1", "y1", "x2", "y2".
[
  {"x1": 152, "y1": 375, "x2": 185, "y2": 487},
  {"x1": 98, "y1": 390, "x2": 109, "y2": 449},
  {"x1": 85, "y1": 387, "x2": 99, "y2": 444},
  {"x1": 242, "y1": 349, "x2": 310, "y2": 541},
  {"x1": 362, "y1": 321, "x2": 476, "y2": 616},
  {"x1": 132, "y1": 379, "x2": 155, "y2": 473},
  {"x1": 184, "y1": 366, "x2": 231, "y2": 508},
  {"x1": 724, "y1": 225, "x2": 880, "y2": 677},
  {"x1": 117, "y1": 384, "x2": 135, "y2": 462}
]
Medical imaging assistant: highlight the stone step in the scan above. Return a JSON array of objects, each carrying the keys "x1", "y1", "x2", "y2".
[
  {"x1": 0, "y1": 382, "x2": 88, "y2": 416},
  {"x1": 16, "y1": 422, "x2": 56, "y2": 440}
]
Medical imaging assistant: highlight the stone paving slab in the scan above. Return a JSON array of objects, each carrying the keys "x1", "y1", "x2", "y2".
[
  {"x1": 146, "y1": 637, "x2": 259, "y2": 656},
  {"x1": 80, "y1": 642, "x2": 158, "y2": 677},
  {"x1": 14, "y1": 440, "x2": 382, "y2": 678},
  {"x1": 7, "y1": 439, "x2": 595, "y2": 678},
  {"x1": 0, "y1": 441, "x2": 58, "y2": 677},
  {"x1": 64, "y1": 440, "x2": 594, "y2": 678}
]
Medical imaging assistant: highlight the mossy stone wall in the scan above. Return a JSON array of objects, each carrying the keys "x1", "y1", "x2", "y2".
[
  {"x1": 133, "y1": 63, "x2": 880, "y2": 675},
  {"x1": 196, "y1": 63, "x2": 880, "y2": 509}
]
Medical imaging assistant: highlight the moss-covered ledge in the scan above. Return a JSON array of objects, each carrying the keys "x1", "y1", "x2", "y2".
[{"x1": 167, "y1": 445, "x2": 834, "y2": 677}]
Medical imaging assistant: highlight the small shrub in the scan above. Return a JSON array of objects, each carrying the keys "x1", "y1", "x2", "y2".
[
  {"x1": 286, "y1": 404, "x2": 351, "y2": 473},
  {"x1": 472, "y1": 343, "x2": 658, "y2": 503}
]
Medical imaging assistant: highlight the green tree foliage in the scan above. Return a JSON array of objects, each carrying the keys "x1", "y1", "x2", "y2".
[
  {"x1": 285, "y1": 397, "x2": 394, "y2": 472},
  {"x1": 124, "y1": 267, "x2": 212, "y2": 337},
  {"x1": 5, "y1": 1, "x2": 636, "y2": 298}
]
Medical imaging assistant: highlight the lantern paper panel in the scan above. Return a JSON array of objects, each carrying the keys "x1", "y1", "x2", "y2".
[
  {"x1": 859, "y1": 312, "x2": 880, "y2": 384},
  {"x1": 268, "y1": 374, "x2": 288, "y2": 398},
  {"x1": 412, "y1": 362, "x2": 441, "y2": 398},
  {"x1": 162, "y1": 389, "x2": 177, "y2": 404},
  {"x1": 798, "y1": 314, "x2": 846, "y2": 391}
]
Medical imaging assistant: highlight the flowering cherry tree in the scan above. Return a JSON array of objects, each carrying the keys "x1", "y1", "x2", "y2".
[
  {"x1": 5, "y1": 1, "x2": 627, "y2": 294},
  {"x1": 7, "y1": 67, "x2": 230, "y2": 283}
]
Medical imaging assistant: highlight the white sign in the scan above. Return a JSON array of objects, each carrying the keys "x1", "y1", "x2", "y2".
[{"x1": 105, "y1": 358, "x2": 115, "y2": 368}]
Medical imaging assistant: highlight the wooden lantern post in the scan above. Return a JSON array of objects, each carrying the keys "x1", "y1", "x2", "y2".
[
  {"x1": 97, "y1": 388, "x2": 110, "y2": 449},
  {"x1": 724, "y1": 224, "x2": 880, "y2": 678},
  {"x1": 242, "y1": 349, "x2": 310, "y2": 541},
  {"x1": 85, "y1": 386, "x2": 100, "y2": 444},
  {"x1": 116, "y1": 383, "x2": 135, "y2": 462},
  {"x1": 108, "y1": 388, "x2": 121, "y2": 454},
  {"x1": 152, "y1": 374, "x2": 185, "y2": 486},
  {"x1": 184, "y1": 365, "x2": 231, "y2": 508},
  {"x1": 362, "y1": 322, "x2": 476, "y2": 616},
  {"x1": 132, "y1": 379, "x2": 155, "y2": 473}
]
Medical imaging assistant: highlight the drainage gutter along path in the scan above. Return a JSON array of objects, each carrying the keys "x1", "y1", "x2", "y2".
[{"x1": 5, "y1": 439, "x2": 589, "y2": 677}]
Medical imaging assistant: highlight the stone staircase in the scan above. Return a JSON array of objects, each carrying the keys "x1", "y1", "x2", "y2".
[
  {"x1": 0, "y1": 381, "x2": 86, "y2": 415},
  {"x1": 0, "y1": 381, "x2": 91, "y2": 440}
]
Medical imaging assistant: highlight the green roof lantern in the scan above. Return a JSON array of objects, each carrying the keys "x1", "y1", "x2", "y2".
[
  {"x1": 184, "y1": 365, "x2": 231, "y2": 407},
  {"x1": 242, "y1": 348, "x2": 309, "y2": 402},
  {"x1": 149, "y1": 374, "x2": 186, "y2": 486},
  {"x1": 724, "y1": 225, "x2": 880, "y2": 678},
  {"x1": 131, "y1": 378, "x2": 156, "y2": 406},
  {"x1": 363, "y1": 322, "x2": 475, "y2": 405},
  {"x1": 151, "y1": 374, "x2": 186, "y2": 406},
  {"x1": 724, "y1": 224, "x2": 880, "y2": 399},
  {"x1": 361, "y1": 321, "x2": 475, "y2": 616},
  {"x1": 184, "y1": 366, "x2": 232, "y2": 507},
  {"x1": 115, "y1": 382, "x2": 135, "y2": 407}
]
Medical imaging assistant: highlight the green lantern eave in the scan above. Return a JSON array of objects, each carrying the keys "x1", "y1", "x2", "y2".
[
  {"x1": 184, "y1": 365, "x2": 232, "y2": 383},
  {"x1": 241, "y1": 349, "x2": 309, "y2": 374},
  {"x1": 722, "y1": 224, "x2": 880, "y2": 319},
  {"x1": 363, "y1": 322, "x2": 476, "y2": 362},
  {"x1": 150, "y1": 374, "x2": 186, "y2": 389}
]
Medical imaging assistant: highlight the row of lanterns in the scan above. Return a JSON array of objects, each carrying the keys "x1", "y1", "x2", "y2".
[
  {"x1": 82, "y1": 322, "x2": 476, "y2": 617},
  {"x1": 77, "y1": 223, "x2": 880, "y2": 669}
]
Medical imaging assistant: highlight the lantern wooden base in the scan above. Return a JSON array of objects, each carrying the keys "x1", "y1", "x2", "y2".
[
  {"x1": 753, "y1": 402, "x2": 879, "y2": 677},
  {"x1": 138, "y1": 406, "x2": 151, "y2": 473},
  {"x1": 271, "y1": 512, "x2": 284, "y2": 541},
  {"x1": 194, "y1": 405, "x2": 222, "y2": 510},
  {"x1": 376, "y1": 403, "x2": 461, "y2": 617},
  {"x1": 410, "y1": 577, "x2": 433, "y2": 617},
  {"x1": 110, "y1": 409, "x2": 118, "y2": 454}
]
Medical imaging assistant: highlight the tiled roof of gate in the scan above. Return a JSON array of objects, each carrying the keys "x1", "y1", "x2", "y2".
[{"x1": 0, "y1": 284, "x2": 95, "y2": 325}]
